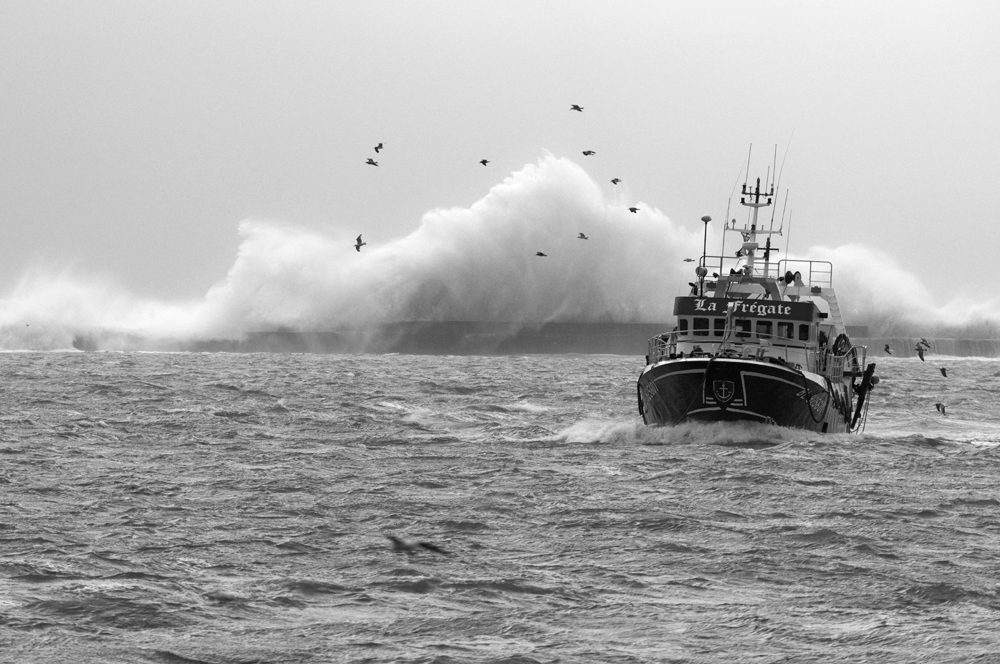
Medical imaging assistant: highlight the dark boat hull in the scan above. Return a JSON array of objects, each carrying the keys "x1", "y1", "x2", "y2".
[{"x1": 637, "y1": 357, "x2": 853, "y2": 433}]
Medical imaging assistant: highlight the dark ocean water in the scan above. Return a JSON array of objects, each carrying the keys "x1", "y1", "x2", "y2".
[{"x1": 2, "y1": 351, "x2": 1000, "y2": 663}]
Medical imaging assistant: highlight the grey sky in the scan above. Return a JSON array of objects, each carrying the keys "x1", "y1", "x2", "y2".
[{"x1": 1, "y1": 1, "x2": 998, "y2": 344}]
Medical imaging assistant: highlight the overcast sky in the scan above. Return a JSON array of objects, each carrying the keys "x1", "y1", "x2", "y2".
[{"x1": 1, "y1": 1, "x2": 998, "y2": 345}]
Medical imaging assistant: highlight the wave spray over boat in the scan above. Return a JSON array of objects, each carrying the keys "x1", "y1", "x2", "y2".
[{"x1": 638, "y1": 159, "x2": 878, "y2": 433}]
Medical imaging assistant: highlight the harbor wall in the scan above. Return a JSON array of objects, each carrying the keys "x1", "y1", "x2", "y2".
[
  {"x1": 187, "y1": 322, "x2": 667, "y2": 356},
  {"x1": 184, "y1": 322, "x2": 1000, "y2": 357},
  {"x1": 854, "y1": 338, "x2": 1000, "y2": 359}
]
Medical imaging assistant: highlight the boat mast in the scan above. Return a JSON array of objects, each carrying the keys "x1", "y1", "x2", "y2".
[{"x1": 737, "y1": 177, "x2": 776, "y2": 276}]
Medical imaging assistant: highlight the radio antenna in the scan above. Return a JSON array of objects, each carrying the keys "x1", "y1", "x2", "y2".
[
  {"x1": 770, "y1": 144, "x2": 777, "y2": 198},
  {"x1": 784, "y1": 208, "x2": 794, "y2": 258},
  {"x1": 777, "y1": 190, "x2": 789, "y2": 233},
  {"x1": 770, "y1": 132, "x2": 793, "y2": 227},
  {"x1": 744, "y1": 144, "x2": 752, "y2": 189},
  {"x1": 722, "y1": 159, "x2": 745, "y2": 260}
]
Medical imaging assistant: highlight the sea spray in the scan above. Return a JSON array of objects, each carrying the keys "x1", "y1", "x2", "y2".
[{"x1": 1, "y1": 154, "x2": 998, "y2": 351}]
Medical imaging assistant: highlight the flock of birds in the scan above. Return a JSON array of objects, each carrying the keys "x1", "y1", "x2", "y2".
[
  {"x1": 883, "y1": 338, "x2": 950, "y2": 415},
  {"x1": 356, "y1": 104, "x2": 642, "y2": 257}
]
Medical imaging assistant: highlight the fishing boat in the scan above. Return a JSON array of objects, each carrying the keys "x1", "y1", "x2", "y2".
[{"x1": 636, "y1": 174, "x2": 878, "y2": 432}]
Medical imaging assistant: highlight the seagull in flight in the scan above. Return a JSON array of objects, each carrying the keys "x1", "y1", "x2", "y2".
[
  {"x1": 535, "y1": 251, "x2": 548, "y2": 257},
  {"x1": 374, "y1": 143, "x2": 383, "y2": 153},
  {"x1": 366, "y1": 158, "x2": 378, "y2": 167},
  {"x1": 682, "y1": 258, "x2": 695, "y2": 263},
  {"x1": 479, "y1": 159, "x2": 489, "y2": 166},
  {"x1": 385, "y1": 534, "x2": 449, "y2": 556},
  {"x1": 940, "y1": 367, "x2": 948, "y2": 377},
  {"x1": 915, "y1": 344, "x2": 925, "y2": 361},
  {"x1": 611, "y1": 178, "x2": 621, "y2": 185},
  {"x1": 570, "y1": 104, "x2": 583, "y2": 112},
  {"x1": 628, "y1": 207, "x2": 639, "y2": 213},
  {"x1": 577, "y1": 233, "x2": 589, "y2": 240},
  {"x1": 582, "y1": 150, "x2": 596, "y2": 156},
  {"x1": 935, "y1": 403, "x2": 947, "y2": 416},
  {"x1": 355, "y1": 235, "x2": 366, "y2": 252},
  {"x1": 884, "y1": 344, "x2": 892, "y2": 355}
]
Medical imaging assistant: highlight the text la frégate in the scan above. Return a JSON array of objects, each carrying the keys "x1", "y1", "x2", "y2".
[{"x1": 694, "y1": 299, "x2": 794, "y2": 317}]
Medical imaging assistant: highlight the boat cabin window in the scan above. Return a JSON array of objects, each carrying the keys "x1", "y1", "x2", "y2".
[
  {"x1": 693, "y1": 317, "x2": 710, "y2": 336},
  {"x1": 735, "y1": 319, "x2": 751, "y2": 338},
  {"x1": 777, "y1": 322, "x2": 794, "y2": 339},
  {"x1": 678, "y1": 319, "x2": 688, "y2": 336},
  {"x1": 756, "y1": 321, "x2": 773, "y2": 339},
  {"x1": 798, "y1": 324, "x2": 810, "y2": 341},
  {"x1": 713, "y1": 318, "x2": 725, "y2": 337}
]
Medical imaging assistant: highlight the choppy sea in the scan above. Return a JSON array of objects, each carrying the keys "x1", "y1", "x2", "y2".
[{"x1": 3, "y1": 351, "x2": 1000, "y2": 663}]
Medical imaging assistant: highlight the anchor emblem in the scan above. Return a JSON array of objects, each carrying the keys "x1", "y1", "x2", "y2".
[{"x1": 713, "y1": 379, "x2": 735, "y2": 404}]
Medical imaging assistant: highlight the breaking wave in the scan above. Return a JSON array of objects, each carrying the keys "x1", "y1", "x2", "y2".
[{"x1": 0, "y1": 154, "x2": 996, "y2": 350}]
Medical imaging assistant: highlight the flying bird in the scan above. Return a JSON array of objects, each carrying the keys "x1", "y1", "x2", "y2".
[
  {"x1": 577, "y1": 233, "x2": 589, "y2": 240},
  {"x1": 366, "y1": 158, "x2": 378, "y2": 166},
  {"x1": 884, "y1": 344, "x2": 892, "y2": 355},
  {"x1": 374, "y1": 142, "x2": 383, "y2": 153},
  {"x1": 479, "y1": 159, "x2": 489, "y2": 166},
  {"x1": 920, "y1": 338, "x2": 930, "y2": 348},
  {"x1": 570, "y1": 104, "x2": 583, "y2": 112},
  {"x1": 535, "y1": 252, "x2": 548, "y2": 257},
  {"x1": 355, "y1": 235, "x2": 366, "y2": 252},
  {"x1": 628, "y1": 207, "x2": 639, "y2": 213},
  {"x1": 385, "y1": 534, "x2": 449, "y2": 556},
  {"x1": 915, "y1": 344, "x2": 925, "y2": 361},
  {"x1": 935, "y1": 403, "x2": 947, "y2": 415},
  {"x1": 683, "y1": 258, "x2": 696, "y2": 262},
  {"x1": 611, "y1": 178, "x2": 621, "y2": 185},
  {"x1": 582, "y1": 150, "x2": 596, "y2": 156},
  {"x1": 940, "y1": 367, "x2": 948, "y2": 377}
]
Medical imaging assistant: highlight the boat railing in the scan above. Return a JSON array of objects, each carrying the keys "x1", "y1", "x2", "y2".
[
  {"x1": 699, "y1": 256, "x2": 833, "y2": 287},
  {"x1": 825, "y1": 352, "x2": 845, "y2": 380},
  {"x1": 777, "y1": 260, "x2": 833, "y2": 288},
  {"x1": 819, "y1": 344, "x2": 866, "y2": 380},
  {"x1": 648, "y1": 333, "x2": 676, "y2": 363}
]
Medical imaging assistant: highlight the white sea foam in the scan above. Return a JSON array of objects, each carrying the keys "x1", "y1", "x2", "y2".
[{"x1": 1, "y1": 154, "x2": 996, "y2": 350}]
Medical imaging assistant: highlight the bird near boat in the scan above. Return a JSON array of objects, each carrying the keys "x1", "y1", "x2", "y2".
[
  {"x1": 577, "y1": 233, "x2": 588, "y2": 240},
  {"x1": 385, "y1": 534, "x2": 449, "y2": 556},
  {"x1": 374, "y1": 143, "x2": 383, "y2": 153},
  {"x1": 884, "y1": 344, "x2": 892, "y2": 355},
  {"x1": 355, "y1": 235, "x2": 366, "y2": 252},
  {"x1": 582, "y1": 150, "x2": 596, "y2": 156},
  {"x1": 683, "y1": 258, "x2": 696, "y2": 262},
  {"x1": 940, "y1": 367, "x2": 948, "y2": 377},
  {"x1": 920, "y1": 338, "x2": 930, "y2": 348},
  {"x1": 611, "y1": 178, "x2": 621, "y2": 185},
  {"x1": 479, "y1": 159, "x2": 489, "y2": 166},
  {"x1": 915, "y1": 344, "x2": 925, "y2": 361},
  {"x1": 935, "y1": 403, "x2": 947, "y2": 415},
  {"x1": 628, "y1": 207, "x2": 639, "y2": 213},
  {"x1": 535, "y1": 252, "x2": 547, "y2": 257},
  {"x1": 366, "y1": 158, "x2": 378, "y2": 166},
  {"x1": 570, "y1": 104, "x2": 583, "y2": 112}
]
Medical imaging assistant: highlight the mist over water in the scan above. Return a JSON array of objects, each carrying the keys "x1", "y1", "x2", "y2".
[{"x1": 1, "y1": 155, "x2": 995, "y2": 351}]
